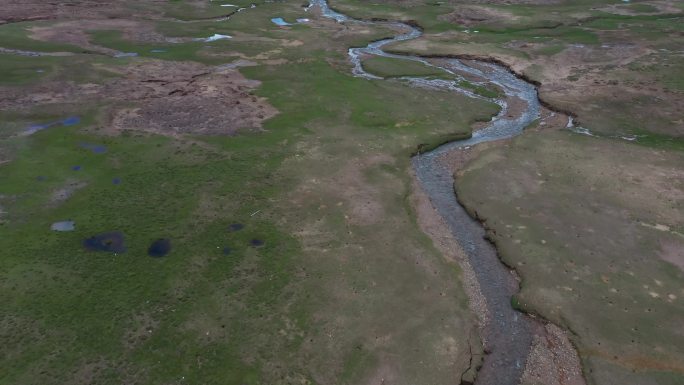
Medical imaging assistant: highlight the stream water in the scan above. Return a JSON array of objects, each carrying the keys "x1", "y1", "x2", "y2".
[{"x1": 309, "y1": 1, "x2": 546, "y2": 383}]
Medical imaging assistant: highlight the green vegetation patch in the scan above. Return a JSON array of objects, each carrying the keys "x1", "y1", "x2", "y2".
[
  {"x1": 0, "y1": 1, "x2": 500, "y2": 380},
  {"x1": 456, "y1": 130, "x2": 684, "y2": 385},
  {"x1": 0, "y1": 22, "x2": 86, "y2": 53},
  {"x1": 361, "y1": 55, "x2": 451, "y2": 79},
  {"x1": 0, "y1": 54, "x2": 120, "y2": 86}
]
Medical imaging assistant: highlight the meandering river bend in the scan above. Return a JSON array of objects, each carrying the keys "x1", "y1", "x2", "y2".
[{"x1": 308, "y1": 1, "x2": 556, "y2": 383}]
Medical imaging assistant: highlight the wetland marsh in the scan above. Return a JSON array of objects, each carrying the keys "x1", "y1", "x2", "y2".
[{"x1": 1, "y1": 0, "x2": 682, "y2": 384}]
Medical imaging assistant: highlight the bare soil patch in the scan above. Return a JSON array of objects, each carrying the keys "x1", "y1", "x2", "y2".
[
  {"x1": 439, "y1": 6, "x2": 519, "y2": 27},
  {"x1": 324, "y1": 154, "x2": 395, "y2": 226},
  {"x1": 0, "y1": 59, "x2": 277, "y2": 136},
  {"x1": 0, "y1": 1, "x2": 162, "y2": 24},
  {"x1": 29, "y1": 19, "x2": 167, "y2": 55},
  {"x1": 109, "y1": 61, "x2": 277, "y2": 135},
  {"x1": 50, "y1": 180, "x2": 87, "y2": 206}
]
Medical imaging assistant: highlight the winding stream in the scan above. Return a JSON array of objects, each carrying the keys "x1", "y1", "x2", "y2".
[{"x1": 309, "y1": 1, "x2": 551, "y2": 383}]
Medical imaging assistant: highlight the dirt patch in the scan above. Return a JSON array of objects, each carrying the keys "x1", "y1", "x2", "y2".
[
  {"x1": 68, "y1": 357, "x2": 110, "y2": 385},
  {"x1": 0, "y1": 59, "x2": 278, "y2": 136},
  {"x1": 593, "y1": 1, "x2": 682, "y2": 16},
  {"x1": 123, "y1": 312, "x2": 159, "y2": 350},
  {"x1": 50, "y1": 180, "x2": 87, "y2": 206},
  {"x1": 439, "y1": 6, "x2": 519, "y2": 27},
  {"x1": 327, "y1": 154, "x2": 395, "y2": 226},
  {"x1": 29, "y1": 19, "x2": 166, "y2": 55},
  {"x1": 658, "y1": 238, "x2": 684, "y2": 272},
  {"x1": 106, "y1": 60, "x2": 278, "y2": 135},
  {"x1": 0, "y1": 1, "x2": 125, "y2": 24}
]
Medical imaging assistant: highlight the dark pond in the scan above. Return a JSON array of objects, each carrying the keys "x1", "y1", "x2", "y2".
[
  {"x1": 228, "y1": 223, "x2": 244, "y2": 232},
  {"x1": 148, "y1": 238, "x2": 171, "y2": 257},
  {"x1": 250, "y1": 239, "x2": 264, "y2": 247},
  {"x1": 83, "y1": 231, "x2": 126, "y2": 253}
]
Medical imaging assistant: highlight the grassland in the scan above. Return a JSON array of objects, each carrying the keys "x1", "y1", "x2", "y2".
[
  {"x1": 456, "y1": 129, "x2": 684, "y2": 385},
  {"x1": 0, "y1": 0, "x2": 500, "y2": 384},
  {"x1": 360, "y1": 56, "x2": 501, "y2": 98},
  {"x1": 361, "y1": 55, "x2": 450, "y2": 78},
  {"x1": 1, "y1": 0, "x2": 682, "y2": 384}
]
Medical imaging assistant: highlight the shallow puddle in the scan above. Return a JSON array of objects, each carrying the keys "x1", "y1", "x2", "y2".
[
  {"x1": 24, "y1": 116, "x2": 80, "y2": 135},
  {"x1": 250, "y1": 239, "x2": 264, "y2": 247},
  {"x1": 228, "y1": 223, "x2": 244, "y2": 232},
  {"x1": 79, "y1": 142, "x2": 107, "y2": 154},
  {"x1": 83, "y1": 231, "x2": 126, "y2": 253},
  {"x1": 271, "y1": 17, "x2": 292, "y2": 26},
  {"x1": 148, "y1": 238, "x2": 171, "y2": 257},
  {"x1": 197, "y1": 34, "x2": 232, "y2": 42},
  {"x1": 114, "y1": 52, "x2": 138, "y2": 58},
  {"x1": 51, "y1": 221, "x2": 75, "y2": 232}
]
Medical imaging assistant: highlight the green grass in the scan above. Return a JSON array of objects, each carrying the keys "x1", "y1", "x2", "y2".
[
  {"x1": 458, "y1": 80, "x2": 502, "y2": 99},
  {"x1": 90, "y1": 30, "x2": 235, "y2": 64},
  {"x1": 533, "y1": 44, "x2": 566, "y2": 56},
  {"x1": 456, "y1": 130, "x2": 684, "y2": 385},
  {"x1": 6, "y1": 0, "x2": 682, "y2": 384},
  {"x1": 0, "y1": 6, "x2": 498, "y2": 381},
  {"x1": 631, "y1": 131, "x2": 684, "y2": 151},
  {"x1": 0, "y1": 54, "x2": 120, "y2": 86},
  {"x1": 627, "y1": 3, "x2": 660, "y2": 13},
  {"x1": 361, "y1": 55, "x2": 451, "y2": 79},
  {"x1": 0, "y1": 54, "x2": 55, "y2": 85},
  {"x1": 0, "y1": 23, "x2": 87, "y2": 53}
]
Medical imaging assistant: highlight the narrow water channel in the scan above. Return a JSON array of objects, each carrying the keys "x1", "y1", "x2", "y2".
[{"x1": 309, "y1": 1, "x2": 550, "y2": 383}]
